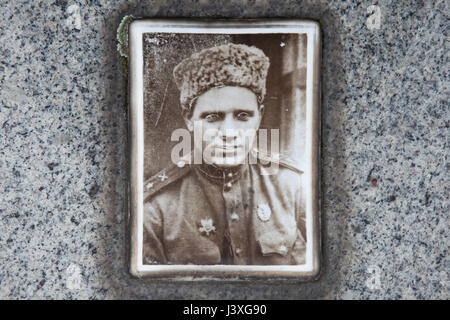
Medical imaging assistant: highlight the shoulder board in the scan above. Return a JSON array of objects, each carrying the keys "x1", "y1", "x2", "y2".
[
  {"x1": 143, "y1": 162, "x2": 191, "y2": 202},
  {"x1": 251, "y1": 148, "x2": 304, "y2": 175},
  {"x1": 278, "y1": 155, "x2": 304, "y2": 175}
]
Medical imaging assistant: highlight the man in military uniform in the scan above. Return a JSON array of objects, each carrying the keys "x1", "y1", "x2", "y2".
[{"x1": 143, "y1": 43, "x2": 306, "y2": 265}]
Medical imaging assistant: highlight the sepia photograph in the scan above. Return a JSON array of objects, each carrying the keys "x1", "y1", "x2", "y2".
[{"x1": 129, "y1": 20, "x2": 321, "y2": 278}]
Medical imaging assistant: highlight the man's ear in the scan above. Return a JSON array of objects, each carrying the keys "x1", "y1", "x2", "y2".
[
  {"x1": 182, "y1": 109, "x2": 194, "y2": 131},
  {"x1": 258, "y1": 104, "x2": 265, "y2": 127}
]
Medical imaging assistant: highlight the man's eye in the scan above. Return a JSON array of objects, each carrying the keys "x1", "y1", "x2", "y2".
[
  {"x1": 236, "y1": 112, "x2": 250, "y2": 121},
  {"x1": 205, "y1": 113, "x2": 221, "y2": 122}
]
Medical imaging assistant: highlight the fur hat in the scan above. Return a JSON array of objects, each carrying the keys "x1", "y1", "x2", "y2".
[{"x1": 173, "y1": 43, "x2": 270, "y2": 113}]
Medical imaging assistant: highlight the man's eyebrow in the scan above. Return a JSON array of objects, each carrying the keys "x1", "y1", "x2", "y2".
[{"x1": 234, "y1": 109, "x2": 255, "y2": 116}]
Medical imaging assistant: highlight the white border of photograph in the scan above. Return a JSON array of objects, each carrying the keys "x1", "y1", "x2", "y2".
[{"x1": 128, "y1": 19, "x2": 321, "y2": 279}]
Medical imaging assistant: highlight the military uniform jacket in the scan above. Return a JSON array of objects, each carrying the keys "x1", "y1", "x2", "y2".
[{"x1": 143, "y1": 155, "x2": 306, "y2": 265}]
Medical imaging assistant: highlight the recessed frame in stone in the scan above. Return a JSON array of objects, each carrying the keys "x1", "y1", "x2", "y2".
[{"x1": 128, "y1": 19, "x2": 321, "y2": 280}]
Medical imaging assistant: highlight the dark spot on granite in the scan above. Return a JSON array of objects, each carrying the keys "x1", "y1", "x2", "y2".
[
  {"x1": 88, "y1": 184, "x2": 100, "y2": 198},
  {"x1": 366, "y1": 167, "x2": 375, "y2": 182},
  {"x1": 53, "y1": 0, "x2": 68, "y2": 9},
  {"x1": 425, "y1": 191, "x2": 430, "y2": 206},
  {"x1": 47, "y1": 162, "x2": 59, "y2": 171},
  {"x1": 70, "y1": 216, "x2": 79, "y2": 226},
  {"x1": 371, "y1": 178, "x2": 378, "y2": 187},
  {"x1": 38, "y1": 278, "x2": 46, "y2": 289},
  {"x1": 12, "y1": 168, "x2": 20, "y2": 177},
  {"x1": 88, "y1": 243, "x2": 97, "y2": 255},
  {"x1": 9, "y1": 212, "x2": 20, "y2": 218}
]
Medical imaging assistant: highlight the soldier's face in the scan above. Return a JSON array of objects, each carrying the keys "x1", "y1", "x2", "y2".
[{"x1": 185, "y1": 86, "x2": 262, "y2": 168}]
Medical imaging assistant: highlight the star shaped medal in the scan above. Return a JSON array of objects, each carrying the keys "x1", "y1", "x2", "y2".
[{"x1": 199, "y1": 218, "x2": 216, "y2": 236}]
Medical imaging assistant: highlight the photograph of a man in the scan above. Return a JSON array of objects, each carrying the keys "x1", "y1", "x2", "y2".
[{"x1": 142, "y1": 43, "x2": 306, "y2": 265}]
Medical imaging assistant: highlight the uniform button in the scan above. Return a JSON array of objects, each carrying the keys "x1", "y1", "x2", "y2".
[
  {"x1": 235, "y1": 248, "x2": 242, "y2": 256},
  {"x1": 231, "y1": 212, "x2": 239, "y2": 221},
  {"x1": 177, "y1": 160, "x2": 185, "y2": 168},
  {"x1": 224, "y1": 182, "x2": 232, "y2": 190},
  {"x1": 227, "y1": 172, "x2": 233, "y2": 178},
  {"x1": 279, "y1": 245, "x2": 287, "y2": 254}
]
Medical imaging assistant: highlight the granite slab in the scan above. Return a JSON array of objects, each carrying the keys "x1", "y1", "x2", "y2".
[{"x1": 0, "y1": 0, "x2": 447, "y2": 299}]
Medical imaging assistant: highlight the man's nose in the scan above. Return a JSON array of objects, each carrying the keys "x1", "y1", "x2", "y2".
[{"x1": 218, "y1": 116, "x2": 239, "y2": 142}]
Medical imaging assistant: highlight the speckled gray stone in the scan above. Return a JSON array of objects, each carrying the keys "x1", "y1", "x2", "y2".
[{"x1": 0, "y1": 0, "x2": 448, "y2": 299}]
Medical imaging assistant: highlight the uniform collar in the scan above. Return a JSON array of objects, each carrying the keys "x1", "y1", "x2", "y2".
[{"x1": 193, "y1": 163, "x2": 247, "y2": 186}]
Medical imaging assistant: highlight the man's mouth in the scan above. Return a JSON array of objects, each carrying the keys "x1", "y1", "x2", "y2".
[
  {"x1": 217, "y1": 145, "x2": 240, "y2": 150},
  {"x1": 210, "y1": 145, "x2": 244, "y2": 158},
  {"x1": 213, "y1": 145, "x2": 243, "y2": 151}
]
